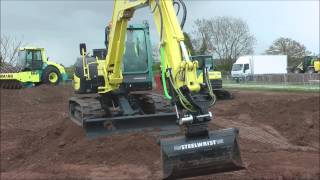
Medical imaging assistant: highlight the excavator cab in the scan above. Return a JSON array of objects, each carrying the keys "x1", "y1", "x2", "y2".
[
  {"x1": 73, "y1": 23, "x2": 153, "y2": 94},
  {"x1": 122, "y1": 24, "x2": 153, "y2": 91}
]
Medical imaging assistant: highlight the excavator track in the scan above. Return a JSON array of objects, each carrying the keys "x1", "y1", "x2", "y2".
[
  {"x1": 69, "y1": 92, "x2": 179, "y2": 138},
  {"x1": 69, "y1": 94, "x2": 106, "y2": 126},
  {"x1": 0, "y1": 80, "x2": 23, "y2": 89}
]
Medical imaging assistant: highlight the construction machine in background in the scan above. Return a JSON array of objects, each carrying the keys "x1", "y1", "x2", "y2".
[
  {"x1": 69, "y1": 0, "x2": 243, "y2": 179},
  {"x1": 293, "y1": 56, "x2": 320, "y2": 74},
  {"x1": 190, "y1": 55, "x2": 233, "y2": 99},
  {"x1": 0, "y1": 47, "x2": 68, "y2": 89}
]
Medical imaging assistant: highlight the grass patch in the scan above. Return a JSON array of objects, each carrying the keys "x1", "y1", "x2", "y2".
[{"x1": 223, "y1": 81, "x2": 320, "y2": 93}]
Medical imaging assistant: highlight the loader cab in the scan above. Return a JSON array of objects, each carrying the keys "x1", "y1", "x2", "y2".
[{"x1": 17, "y1": 49, "x2": 43, "y2": 71}]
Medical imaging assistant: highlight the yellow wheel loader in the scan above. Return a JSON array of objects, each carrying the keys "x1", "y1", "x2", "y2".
[
  {"x1": 68, "y1": 0, "x2": 243, "y2": 179},
  {"x1": 0, "y1": 47, "x2": 68, "y2": 89}
]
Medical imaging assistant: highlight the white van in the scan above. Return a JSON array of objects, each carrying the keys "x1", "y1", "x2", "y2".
[{"x1": 231, "y1": 55, "x2": 287, "y2": 80}]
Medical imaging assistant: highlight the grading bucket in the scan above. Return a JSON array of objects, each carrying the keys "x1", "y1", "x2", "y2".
[{"x1": 160, "y1": 128, "x2": 243, "y2": 179}]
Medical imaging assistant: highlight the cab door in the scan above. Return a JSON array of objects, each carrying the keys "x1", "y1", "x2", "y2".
[
  {"x1": 243, "y1": 64, "x2": 250, "y2": 76},
  {"x1": 31, "y1": 50, "x2": 43, "y2": 70},
  {"x1": 25, "y1": 50, "x2": 43, "y2": 71}
]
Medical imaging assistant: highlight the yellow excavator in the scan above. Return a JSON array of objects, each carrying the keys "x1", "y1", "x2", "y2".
[{"x1": 69, "y1": 0, "x2": 243, "y2": 179}]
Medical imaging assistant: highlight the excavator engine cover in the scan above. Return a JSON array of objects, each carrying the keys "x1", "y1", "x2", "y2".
[{"x1": 160, "y1": 128, "x2": 243, "y2": 179}]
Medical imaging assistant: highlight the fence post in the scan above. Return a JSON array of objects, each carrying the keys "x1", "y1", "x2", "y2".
[{"x1": 308, "y1": 73, "x2": 311, "y2": 89}]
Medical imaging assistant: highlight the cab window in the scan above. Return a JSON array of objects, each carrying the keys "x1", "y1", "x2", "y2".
[
  {"x1": 244, "y1": 64, "x2": 249, "y2": 71},
  {"x1": 123, "y1": 29, "x2": 148, "y2": 73},
  {"x1": 33, "y1": 50, "x2": 42, "y2": 61},
  {"x1": 24, "y1": 50, "x2": 43, "y2": 70},
  {"x1": 232, "y1": 64, "x2": 243, "y2": 71},
  {"x1": 25, "y1": 51, "x2": 33, "y2": 68}
]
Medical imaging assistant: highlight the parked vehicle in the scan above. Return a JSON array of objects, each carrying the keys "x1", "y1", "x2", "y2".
[
  {"x1": 0, "y1": 47, "x2": 68, "y2": 89},
  {"x1": 231, "y1": 55, "x2": 287, "y2": 81},
  {"x1": 293, "y1": 56, "x2": 320, "y2": 74}
]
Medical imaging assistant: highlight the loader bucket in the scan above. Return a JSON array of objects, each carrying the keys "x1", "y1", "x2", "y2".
[{"x1": 160, "y1": 128, "x2": 243, "y2": 179}]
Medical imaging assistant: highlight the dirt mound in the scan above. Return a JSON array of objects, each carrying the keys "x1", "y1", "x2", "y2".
[
  {"x1": 4, "y1": 118, "x2": 159, "y2": 172},
  {"x1": 1, "y1": 84, "x2": 71, "y2": 108},
  {"x1": 1, "y1": 85, "x2": 162, "y2": 179},
  {"x1": 214, "y1": 91, "x2": 319, "y2": 148},
  {"x1": 1, "y1": 86, "x2": 319, "y2": 179}
]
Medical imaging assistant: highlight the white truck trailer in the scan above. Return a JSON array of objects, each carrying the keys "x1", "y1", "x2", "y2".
[{"x1": 231, "y1": 55, "x2": 287, "y2": 80}]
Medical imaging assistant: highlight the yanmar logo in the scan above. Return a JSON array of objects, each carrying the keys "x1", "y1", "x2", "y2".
[{"x1": 173, "y1": 139, "x2": 224, "y2": 151}]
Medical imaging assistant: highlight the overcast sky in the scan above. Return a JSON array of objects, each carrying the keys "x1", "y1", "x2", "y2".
[{"x1": 1, "y1": 0, "x2": 319, "y2": 66}]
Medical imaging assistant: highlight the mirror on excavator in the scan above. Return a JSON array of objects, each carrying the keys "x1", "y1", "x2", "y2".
[{"x1": 79, "y1": 43, "x2": 86, "y2": 55}]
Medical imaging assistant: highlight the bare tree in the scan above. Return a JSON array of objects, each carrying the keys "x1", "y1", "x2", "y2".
[
  {"x1": 265, "y1": 37, "x2": 312, "y2": 67},
  {"x1": 0, "y1": 35, "x2": 23, "y2": 66},
  {"x1": 192, "y1": 17, "x2": 256, "y2": 71}
]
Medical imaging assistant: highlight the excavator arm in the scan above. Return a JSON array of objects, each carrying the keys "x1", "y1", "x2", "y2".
[{"x1": 100, "y1": 0, "x2": 214, "y2": 125}]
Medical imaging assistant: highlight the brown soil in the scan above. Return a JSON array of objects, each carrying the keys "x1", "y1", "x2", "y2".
[{"x1": 1, "y1": 86, "x2": 319, "y2": 180}]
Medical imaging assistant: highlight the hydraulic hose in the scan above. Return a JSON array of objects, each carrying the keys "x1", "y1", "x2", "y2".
[
  {"x1": 152, "y1": 0, "x2": 164, "y2": 41},
  {"x1": 160, "y1": 47, "x2": 172, "y2": 100},
  {"x1": 174, "y1": 0, "x2": 187, "y2": 29},
  {"x1": 204, "y1": 67, "x2": 217, "y2": 105},
  {"x1": 173, "y1": 1, "x2": 180, "y2": 16},
  {"x1": 160, "y1": 47, "x2": 196, "y2": 112}
]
